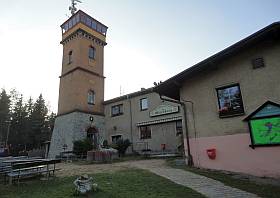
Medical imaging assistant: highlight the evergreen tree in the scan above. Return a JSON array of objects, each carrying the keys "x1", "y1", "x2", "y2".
[
  {"x1": 46, "y1": 112, "x2": 56, "y2": 132},
  {"x1": 30, "y1": 94, "x2": 48, "y2": 148},
  {"x1": 24, "y1": 97, "x2": 33, "y2": 150},
  {"x1": 0, "y1": 90, "x2": 55, "y2": 154},
  {"x1": 0, "y1": 89, "x2": 11, "y2": 143},
  {"x1": 9, "y1": 94, "x2": 29, "y2": 154}
]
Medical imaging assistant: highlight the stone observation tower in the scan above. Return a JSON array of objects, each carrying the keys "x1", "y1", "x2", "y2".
[{"x1": 49, "y1": 8, "x2": 108, "y2": 158}]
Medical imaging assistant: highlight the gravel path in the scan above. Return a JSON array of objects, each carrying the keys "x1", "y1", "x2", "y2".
[{"x1": 57, "y1": 159, "x2": 260, "y2": 198}]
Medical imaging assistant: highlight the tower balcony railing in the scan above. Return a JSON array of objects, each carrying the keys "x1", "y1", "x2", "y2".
[{"x1": 61, "y1": 10, "x2": 107, "y2": 36}]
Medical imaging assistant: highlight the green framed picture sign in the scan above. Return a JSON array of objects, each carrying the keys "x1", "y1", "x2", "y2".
[
  {"x1": 249, "y1": 117, "x2": 280, "y2": 146},
  {"x1": 244, "y1": 101, "x2": 280, "y2": 148}
]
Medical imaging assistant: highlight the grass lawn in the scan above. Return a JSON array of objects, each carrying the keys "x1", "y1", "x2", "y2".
[
  {"x1": 0, "y1": 169, "x2": 205, "y2": 198},
  {"x1": 167, "y1": 158, "x2": 280, "y2": 198}
]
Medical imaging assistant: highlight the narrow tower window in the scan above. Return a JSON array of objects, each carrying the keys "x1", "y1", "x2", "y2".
[
  {"x1": 68, "y1": 50, "x2": 73, "y2": 64},
  {"x1": 89, "y1": 46, "x2": 96, "y2": 60},
  {"x1": 88, "y1": 90, "x2": 95, "y2": 105}
]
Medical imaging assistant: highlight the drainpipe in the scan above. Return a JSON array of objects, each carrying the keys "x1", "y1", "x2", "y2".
[
  {"x1": 127, "y1": 95, "x2": 134, "y2": 152},
  {"x1": 159, "y1": 95, "x2": 193, "y2": 166}
]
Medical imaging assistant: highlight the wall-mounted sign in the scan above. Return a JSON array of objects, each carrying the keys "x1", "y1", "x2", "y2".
[
  {"x1": 250, "y1": 117, "x2": 280, "y2": 146},
  {"x1": 244, "y1": 101, "x2": 280, "y2": 148},
  {"x1": 150, "y1": 104, "x2": 179, "y2": 117}
]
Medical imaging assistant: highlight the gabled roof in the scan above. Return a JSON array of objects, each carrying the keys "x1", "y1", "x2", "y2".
[
  {"x1": 103, "y1": 88, "x2": 153, "y2": 105},
  {"x1": 154, "y1": 22, "x2": 280, "y2": 100},
  {"x1": 244, "y1": 101, "x2": 280, "y2": 121}
]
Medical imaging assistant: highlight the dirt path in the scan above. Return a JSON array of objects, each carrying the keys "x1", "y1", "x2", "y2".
[{"x1": 56, "y1": 159, "x2": 166, "y2": 177}]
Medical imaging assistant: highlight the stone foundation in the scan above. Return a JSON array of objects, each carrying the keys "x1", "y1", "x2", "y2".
[{"x1": 48, "y1": 112, "x2": 105, "y2": 158}]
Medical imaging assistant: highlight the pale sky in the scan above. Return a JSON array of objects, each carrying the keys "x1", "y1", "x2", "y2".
[{"x1": 0, "y1": 0, "x2": 279, "y2": 112}]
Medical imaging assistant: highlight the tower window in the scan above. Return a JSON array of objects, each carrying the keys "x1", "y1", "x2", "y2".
[
  {"x1": 88, "y1": 90, "x2": 95, "y2": 105},
  {"x1": 89, "y1": 46, "x2": 96, "y2": 60},
  {"x1": 68, "y1": 50, "x2": 73, "y2": 64}
]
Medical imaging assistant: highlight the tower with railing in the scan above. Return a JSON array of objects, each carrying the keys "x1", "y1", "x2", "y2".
[{"x1": 49, "y1": 9, "x2": 108, "y2": 158}]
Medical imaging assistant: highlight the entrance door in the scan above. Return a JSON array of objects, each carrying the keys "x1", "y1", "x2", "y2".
[{"x1": 87, "y1": 127, "x2": 98, "y2": 149}]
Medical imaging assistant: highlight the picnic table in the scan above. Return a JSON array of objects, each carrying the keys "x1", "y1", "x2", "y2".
[
  {"x1": 1, "y1": 158, "x2": 61, "y2": 184},
  {"x1": 0, "y1": 156, "x2": 29, "y2": 181}
]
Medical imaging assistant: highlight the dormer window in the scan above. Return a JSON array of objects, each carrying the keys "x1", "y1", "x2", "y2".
[
  {"x1": 88, "y1": 90, "x2": 95, "y2": 105},
  {"x1": 68, "y1": 50, "x2": 73, "y2": 64},
  {"x1": 89, "y1": 46, "x2": 96, "y2": 60}
]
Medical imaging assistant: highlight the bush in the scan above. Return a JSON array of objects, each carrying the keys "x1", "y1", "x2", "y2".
[
  {"x1": 73, "y1": 138, "x2": 93, "y2": 156},
  {"x1": 112, "y1": 139, "x2": 131, "y2": 157}
]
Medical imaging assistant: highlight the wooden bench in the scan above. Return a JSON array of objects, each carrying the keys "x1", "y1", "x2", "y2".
[
  {"x1": 7, "y1": 159, "x2": 61, "y2": 184},
  {"x1": 0, "y1": 163, "x2": 11, "y2": 182}
]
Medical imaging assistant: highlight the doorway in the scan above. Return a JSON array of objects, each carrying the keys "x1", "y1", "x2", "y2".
[{"x1": 87, "y1": 127, "x2": 98, "y2": 149}]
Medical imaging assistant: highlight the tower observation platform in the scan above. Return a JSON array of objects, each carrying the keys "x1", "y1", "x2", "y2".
[{"x1": 61, "y1": 10, "x2": 107, "y2": 42}]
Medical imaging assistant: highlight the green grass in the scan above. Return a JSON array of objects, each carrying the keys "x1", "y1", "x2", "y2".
[
  {"x1": 0, "y1": 169, "x2": 205, "y2": 198},
  {"x1": 167, "y1": 158, "x2": 280, "y2": 198}
]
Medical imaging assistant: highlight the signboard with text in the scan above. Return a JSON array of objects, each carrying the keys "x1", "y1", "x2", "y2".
[{"x1": 149, "y1": 104, "x2": 179, "y2": 117}]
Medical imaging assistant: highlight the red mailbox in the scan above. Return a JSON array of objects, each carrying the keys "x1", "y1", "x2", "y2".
[{"x1": 206, "y1": 148, "x2": 216, "y2": 160}]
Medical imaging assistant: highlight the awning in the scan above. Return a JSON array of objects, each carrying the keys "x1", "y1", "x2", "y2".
[{"x1": 136, "y1": 116, "x2": 182, "y2": 126}]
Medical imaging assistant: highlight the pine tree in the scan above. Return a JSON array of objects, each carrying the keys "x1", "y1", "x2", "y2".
[
  {"x1": 0, "y1": 89, "x2": 11, "y2": 143},
  {"x1": 24, "y1": 97, "x2": 33, "y2": 150},
  {"x1": 9, "y1": 94, "x2": 29, "y2": 154},
  {"x1": 30, "y1": 94, "x2": 48, "y2": 148}
]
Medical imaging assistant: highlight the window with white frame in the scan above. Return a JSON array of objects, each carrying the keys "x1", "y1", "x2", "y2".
[
  {"x1": 140, "y1": 98, "x2": 148, "y2": 111},
  {"x1": 111, "y1": 104, "x2": 123, "y2": 117},
  {"x1": 87, "y1": 90, "x2": 95, "y2": 105},
  {"x1": 89, "y1": 46, "x2": 96, "y2": 60}
]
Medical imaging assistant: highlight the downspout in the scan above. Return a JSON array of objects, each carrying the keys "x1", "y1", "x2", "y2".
[
  {"x1": 127, "y1": 95, "x2": 134, "y2": 152},
  {"x1": 159, "y1": 95, "x2": 193, "y2": 166}
]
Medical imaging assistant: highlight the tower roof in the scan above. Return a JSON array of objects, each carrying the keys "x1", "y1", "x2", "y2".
[{"x1": 61, "y1": 10, "x2": 108, "y2": 36}]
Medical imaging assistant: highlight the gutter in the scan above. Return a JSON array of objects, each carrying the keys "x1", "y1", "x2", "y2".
[{"x1": 159, "y1": 95, "x2": 193, "y2": 166}]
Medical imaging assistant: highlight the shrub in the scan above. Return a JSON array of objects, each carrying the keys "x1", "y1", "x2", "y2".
[
  {"x1": 73, "y1": 138, "x2": 93, "y2": 156},
  {"x1": 112, "y1": 139, "x2": 131, "y2": 157}
]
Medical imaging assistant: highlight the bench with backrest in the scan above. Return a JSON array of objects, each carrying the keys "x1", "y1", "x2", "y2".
[{"x1": 7, "y1": 159, "x2": 61, "y2": 184}]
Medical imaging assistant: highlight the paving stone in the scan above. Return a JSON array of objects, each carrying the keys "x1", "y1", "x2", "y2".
[{"x1": 147, "y1": 167, "x2": 260, "y2": 198}]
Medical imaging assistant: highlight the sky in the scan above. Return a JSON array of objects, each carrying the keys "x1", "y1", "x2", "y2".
[{"x1": 0, "y1": 0, "x2": 279, "y2": 112}]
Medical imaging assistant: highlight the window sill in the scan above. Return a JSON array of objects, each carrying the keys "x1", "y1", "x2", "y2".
[
  {"x1": 111, "y1": 113, "x2": 123, "y2": 117},
  {"x1": 140, "y1": 137, "x2": 151, "y2": 140},
  {"x1": 219, "y1": 112, "x2": 245, "y2": 118}
]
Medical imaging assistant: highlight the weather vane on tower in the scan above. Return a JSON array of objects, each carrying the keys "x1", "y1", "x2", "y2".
[{"x1": 69, "y1": 0, "x2": 82, "y2": 15}]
